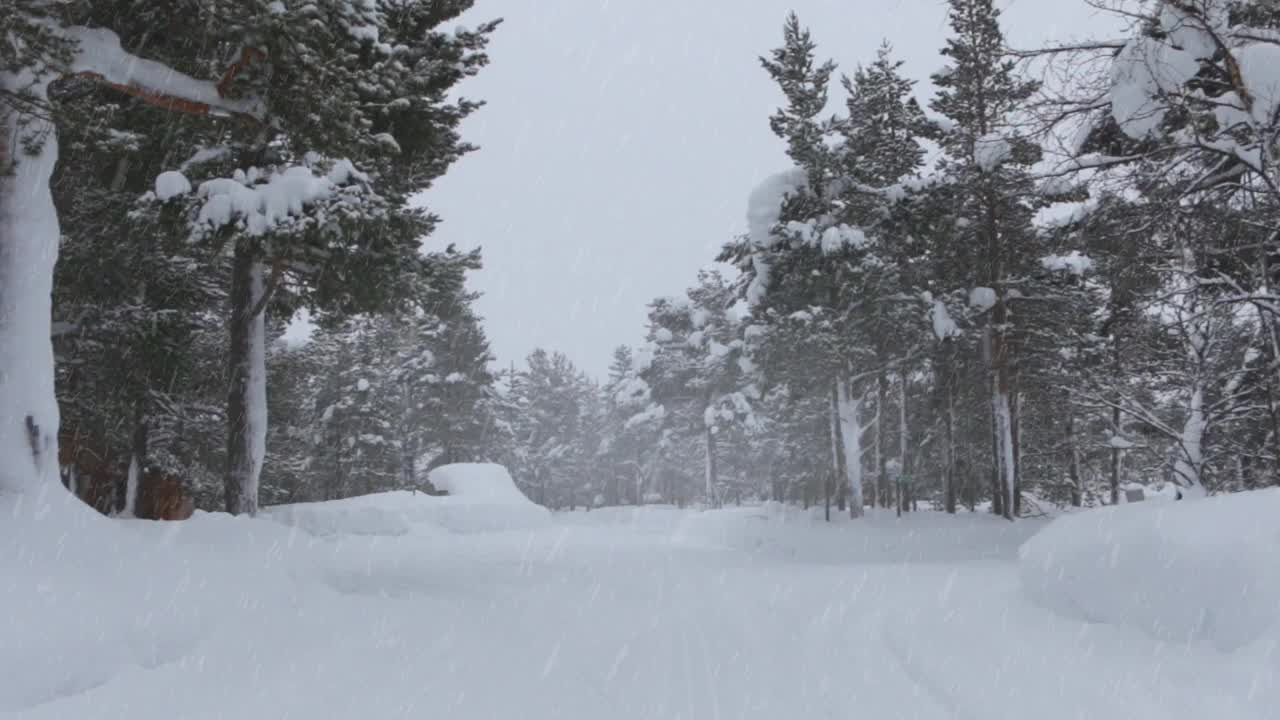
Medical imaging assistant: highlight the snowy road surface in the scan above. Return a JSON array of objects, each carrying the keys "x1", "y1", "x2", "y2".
[{"x1": 2, "y1": 497, "x2": 1274, "y2": 719}]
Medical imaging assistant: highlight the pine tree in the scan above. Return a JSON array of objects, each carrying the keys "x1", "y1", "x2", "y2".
[
  {"x1": 137, "y1": 1, "x2": 502, "y2": 514},
  {"x1": 726, "y1": 19, "x2": 935, "y2": 518},
  {"x1": 1, "y1": 2, "x2": 262, "y2": 497},
  {"x1": 928, "y1": 0, "x2": 1041, "y2": 519}
]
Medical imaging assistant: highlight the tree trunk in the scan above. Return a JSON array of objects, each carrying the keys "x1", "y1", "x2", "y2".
[
  {"x1": 1011, "y1": 386, "x2": 1022, "y2": 517},
  {"x1": 989, "y1": 396, "x2": 1004, "y2": 518},
  {"x1": 122, "y1": 408, "x2": 147, "y2": 517},
  {"x1": 836, "y1": 378, "x2": 864, "y2": 518},
  {"x1": 876, "y1": 373, "x2": 888, "y2": 509},
  {"x1": 704, "y1": 424, "x2": 717, "y2": 507},
  {"x1": 898, "y1": 373, "x2": 909, "y2": 513},
  {"x1": 0, "y1": 88, "x2": 63, "y2": 496},
  {"x1": 1173, "y1": 386, "x2": 1206, "y2": 496},
  {"x1": 830, "y1": 378, "x2": 848, "y2": 517},
  {"x1": 224, "y1": 245, "x2": 268, "y2": 515},
  {"x1": 123, "y1": 456, "x2": 140, "y2": 517},
  {"x1": 1066, "y1": 411, "x2": 1082, "y2": 507},
  {"x1": 987, "y1": 291, "x2": 1017, "y2": 521},
  {"x1": 829, "y1": 378, "x2": 845, "y2": 505},
  {"x1": 943, "y1": 354, "x2": 957, "y2": 514},
  {"x1": 824, "y1": 471, "x2": 831, "y2": 522},
  {"x1": 1110, "y1": 406, "x2": 1122, "y2": 505},
  {"x1": 992, "y1": 387, "x2": 1015, "y2": 520}
]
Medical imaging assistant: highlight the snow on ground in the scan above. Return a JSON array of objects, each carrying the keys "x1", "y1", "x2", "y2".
[{"x1": 2, "y1": 476, "x2": 1275, "y2": 719}]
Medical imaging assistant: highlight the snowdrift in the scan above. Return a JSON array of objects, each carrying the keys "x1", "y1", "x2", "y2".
[
  {"x1": 266, "y1": 463, "x2": 550, "y2": 537},
  {"x1": 0, "y1": 489, "x2": 304, "y2": 713},
  {"x1": 1019, "y1": 489, "x2": 1280, "y2": 652}
]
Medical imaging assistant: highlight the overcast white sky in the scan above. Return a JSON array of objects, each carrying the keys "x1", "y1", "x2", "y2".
[{"x1": 425, "y1": 0, "x2": 1117, "y2": 379}]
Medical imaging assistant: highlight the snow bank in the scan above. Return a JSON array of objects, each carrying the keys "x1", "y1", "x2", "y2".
[
  {"x1": 267, "y1": 464, "x2": 550, "y2": 537},
  {"x1": 264, "y1": 491, "x2": 441, "y2": 538},
  {"x1": 0, "y1": 491, "x2": 303, "y2": 713},
  {"x1": 1019, "y1": 489, "x2": 1280, "y2": 652}
]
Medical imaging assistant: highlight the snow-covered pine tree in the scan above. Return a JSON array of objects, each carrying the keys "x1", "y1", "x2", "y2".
[
  {"x1": 928, "y1": 0, "x2": 1042, "y2": 519},
  {"x1": 506, "y1": 349, "x2": 591, "y2": 508},
  {"x1": 598, "y1": 346, "x2": 642, "y2": 505},
  {"x1": 50, "y1": 54, "x2": 238, "y2": 515},
  {"x1": 1, "y1": 2, "x2": 268, "y2": 498},
  {"x1": 725, "y1": 19, "x2": 935, "y2": 518},
  {"x1": 133, "y1": 1, "x2": 502, "y2": 514}
]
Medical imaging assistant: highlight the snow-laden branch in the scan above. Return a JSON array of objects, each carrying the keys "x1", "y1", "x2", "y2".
[{"x1": 67, "y1": 27, "x2": 265, "y2": 122}]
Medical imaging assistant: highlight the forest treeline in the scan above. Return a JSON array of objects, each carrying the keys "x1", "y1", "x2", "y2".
[{"x1": 6, "y1": 0, "x2": 1280, "y2": 520}]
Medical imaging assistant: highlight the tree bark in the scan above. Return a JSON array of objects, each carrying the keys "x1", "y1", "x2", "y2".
[
  {"x1": 1109, "y1": 342, "x2": 1123, "y2": 505},
  {"x1": 1109, "y1": 403, "x2": 1122, "y2": 506},
  {"x1": 992, "y1": 386, "x2": 1015, "y2": 520},
  {"x1": 898, "y1": 374, "x2": 909, "y2": 514},
  {"x1": 837, "y1": 378, "x2": 864, "y2": 518},
  {"x1": 830, "y1": 378, "x2": 847, "y2": 514},
  {"x1": 989, "y1": 387, "x2": 1004, "y2": 518},
  {"x1": 1011, "y1": 385, "x2": 1022, "y2": 518},
  {"x1": 943, "y1": 350, "x2": 958, "y2": 514},
  {"x1": 122, "y1": 406, "x2": 148, "y2": 517},
  {"x1": 224, "y1": 244, "x2": 268, "y2": 515},
  {"x1": 876, "y1": 373, "x2": 889, "y2": 509},
  {"x1": 1066, "y1": 411, "x2": 1082, "y2": 507},
  {"x1": 704, "y1": 424, "x2": 718, "y2": 508}
]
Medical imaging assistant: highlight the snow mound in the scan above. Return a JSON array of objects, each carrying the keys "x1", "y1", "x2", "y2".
[
  {"x1": 267, "y1": 465, "x2": 549, "y2": 537},
  {"x1": 1019, "y1": 489, "x2": 1280, "y2": 652},
  {"x1": 429, "y1": 462, "x2": 529, "y2": 504},
  {"x1": 427, "y1": 464, "x2": 551, "y2": 533}
]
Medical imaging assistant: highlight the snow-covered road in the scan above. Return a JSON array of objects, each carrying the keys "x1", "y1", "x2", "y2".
[{"x1": 2, "y1": 497, "x2": 1273, "y2": 719}]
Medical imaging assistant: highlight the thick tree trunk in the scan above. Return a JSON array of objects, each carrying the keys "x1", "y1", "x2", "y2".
[
  {"x1": 829, "y1": 379, "x2": 847, "y2": 513},
  {"x1": 836, "y1": 378, "x2": 864, "y2": 518},
  {"x1": 992, "y1": 388, "x2": 1015, "y2": 520},
  {"x1": 1173, "y1": 386, "x2": 1206, "y2": 496},
  {"x1": 989, "y1": 398, "x2": 1004, "y2": 518},
  {"x1": 122, "y1": 408, "x2": 147, "y2": 517},
  {"x1": 0, "y1": 88, "x2": 62, "y2": 496},
  {"x1": 986, "y1": 298, "x2": 1016, "y2": 521},
  {"x1": 224, "y1": 245, "x2": 268, "y2": 515}
]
